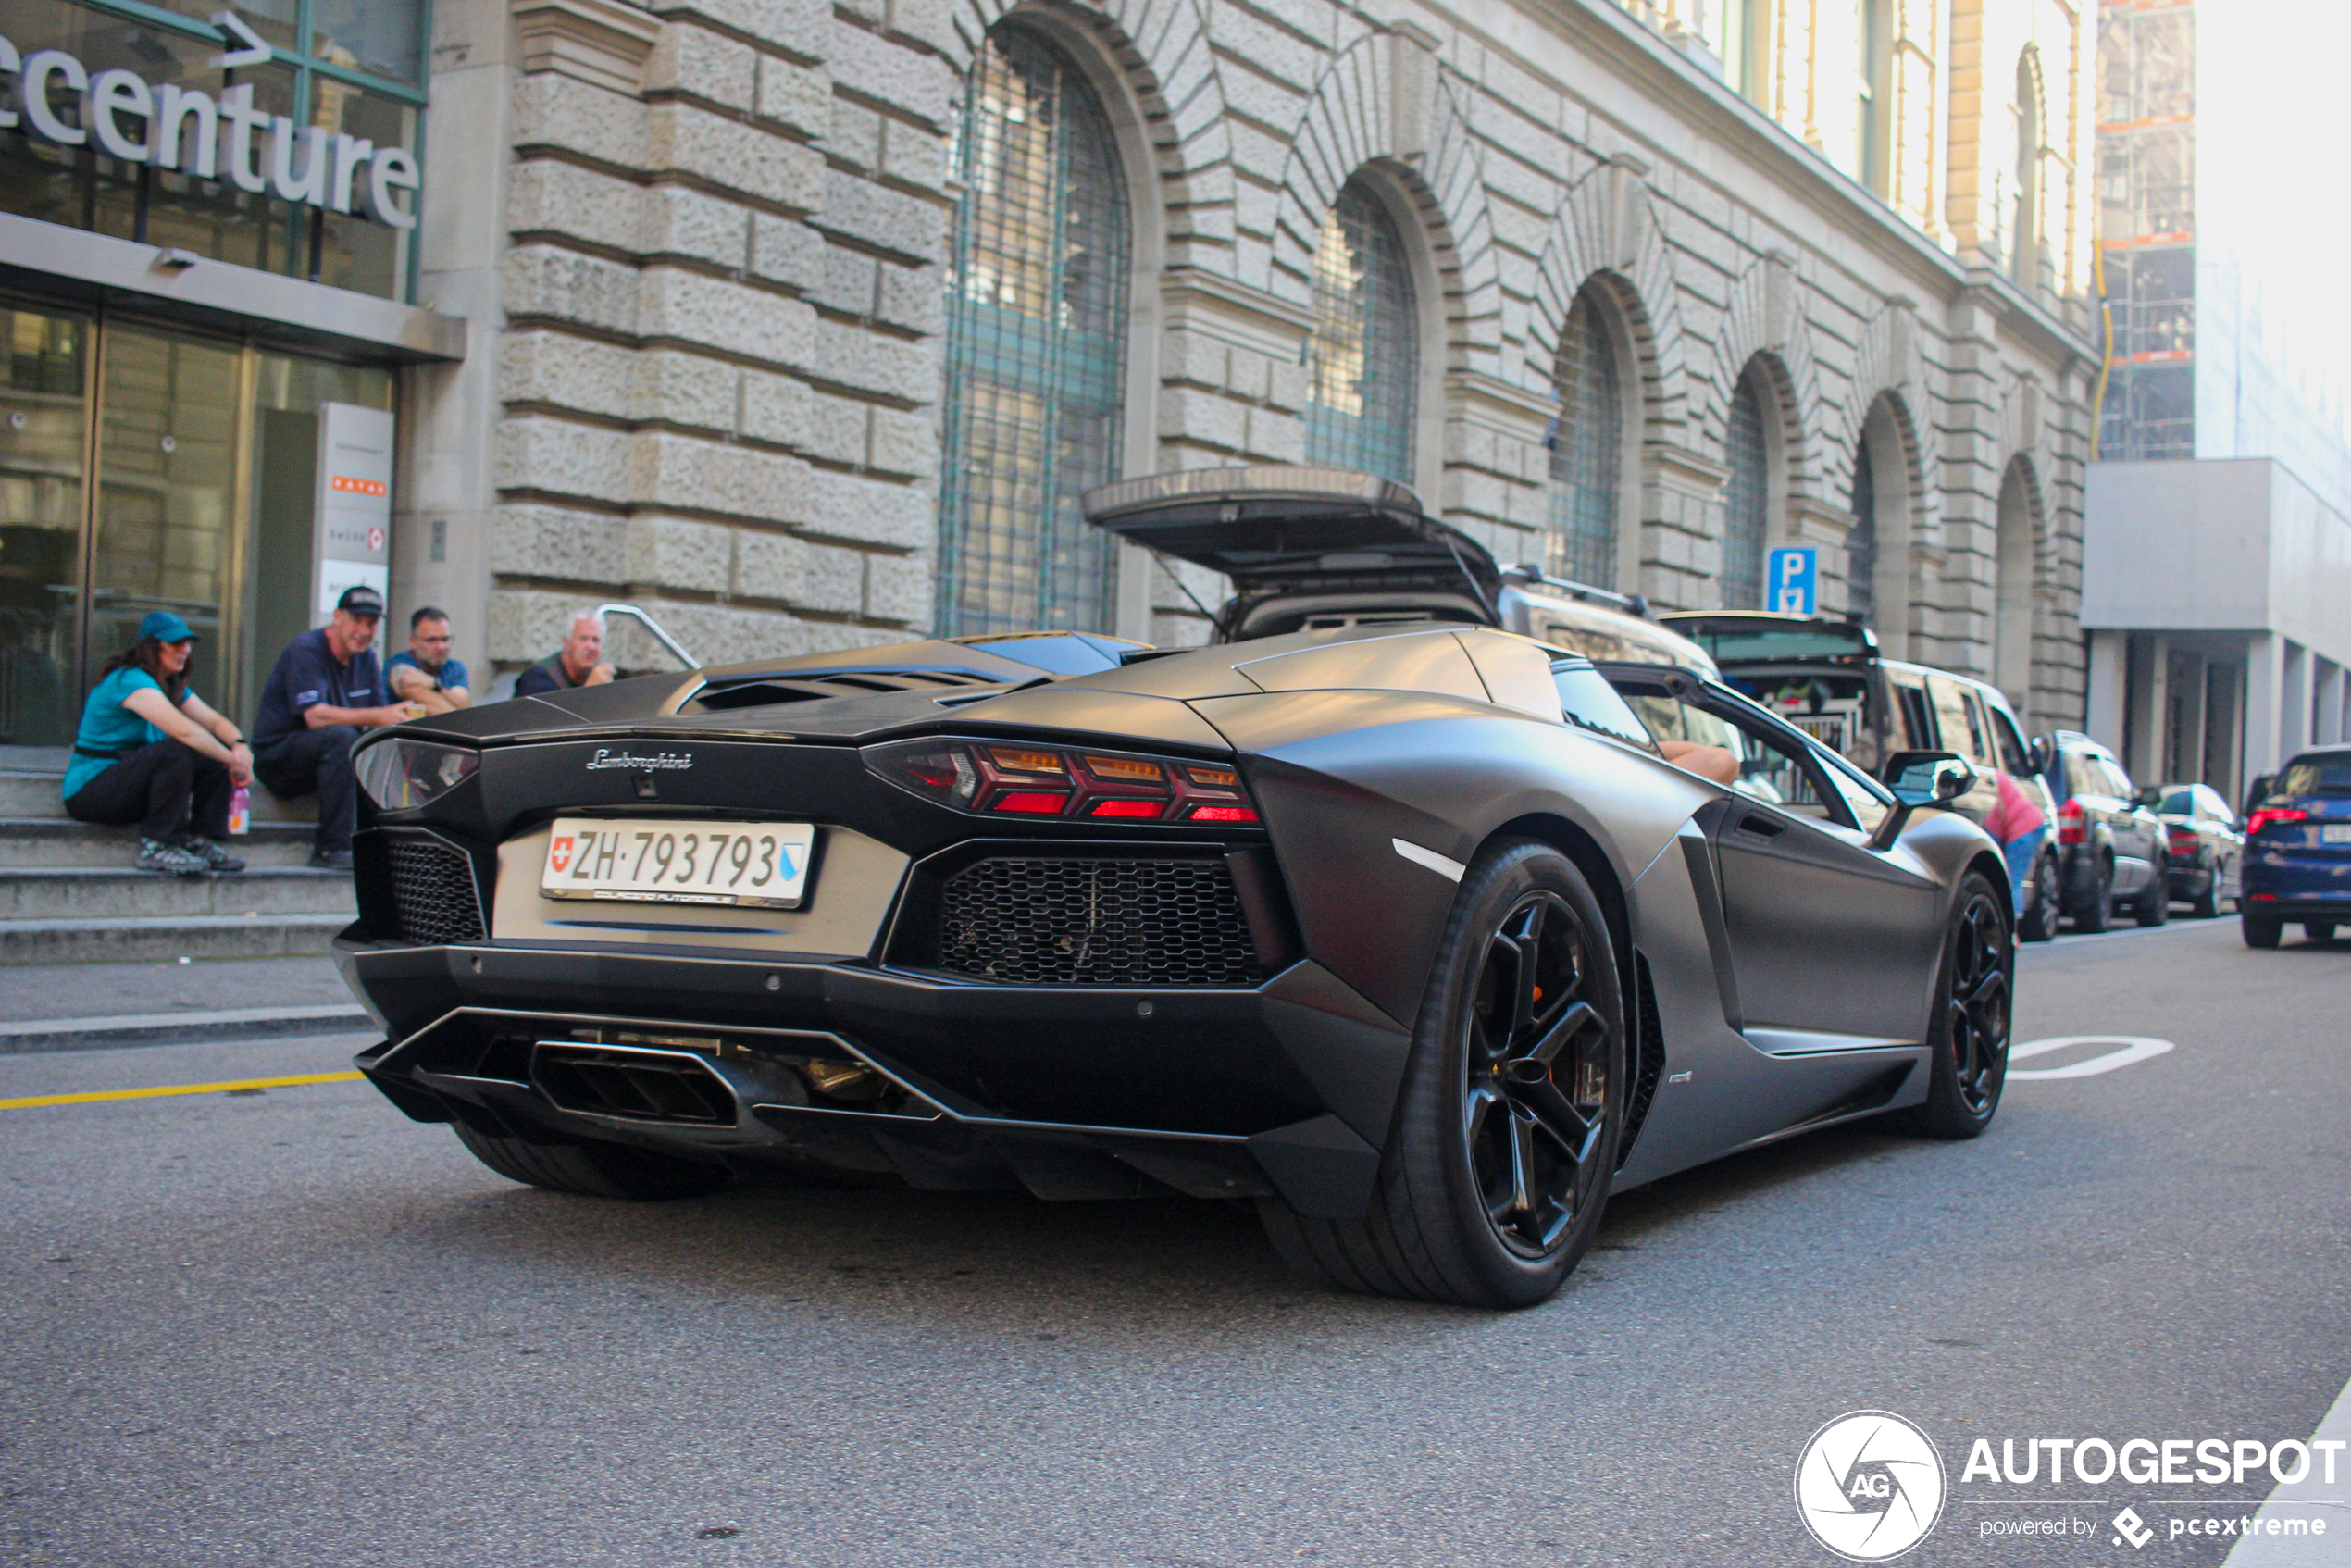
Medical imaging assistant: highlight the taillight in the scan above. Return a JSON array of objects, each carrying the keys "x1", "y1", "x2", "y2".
[
  {"x1": 2247, "y1": 807, "x2": 2308, "y2": 837},
  {"x1": 2057, "y1": 799, "x2": 2086, "y2": 845},
  {"x1": 2166, "y1": 827, "x2": 2200, "y2": 856},
  {"x1": 864, "y1": 738, "x2": 1260, "y2": 824}
]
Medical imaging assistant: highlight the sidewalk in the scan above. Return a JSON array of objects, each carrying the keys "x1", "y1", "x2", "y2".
[{"x1": 0, "y1": 954, "x2": 370, "y2": 1052}]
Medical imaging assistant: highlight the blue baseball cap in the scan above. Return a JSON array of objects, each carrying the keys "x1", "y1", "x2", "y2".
[{"x1": 138, "y1": 610, "x2": 198, "y2": 643}]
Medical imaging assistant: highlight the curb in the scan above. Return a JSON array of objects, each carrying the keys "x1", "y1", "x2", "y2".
[{"x1": 0, "y1": 1003, "x2": 376, "y2": 1053}]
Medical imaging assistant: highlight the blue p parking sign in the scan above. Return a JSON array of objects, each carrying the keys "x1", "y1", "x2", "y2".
[{"x1": 1767, "y1": 546, "x2": 1818, "y2": 615}]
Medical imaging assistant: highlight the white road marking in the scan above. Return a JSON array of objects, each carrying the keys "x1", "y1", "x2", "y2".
[
  {"x1": 1391, "y1": 839, "x2": 1465, "y2": 882},
  {"x1": 2222, "y1": 1368, "x2": 2351, "y2": 1565},
  {"x1": 2007, "y1": 1036, "x2": 2176, "y2": 1079}
]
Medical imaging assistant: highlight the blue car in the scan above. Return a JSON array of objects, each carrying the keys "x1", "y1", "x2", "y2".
[{"x1": 2242, "y1": 746, "x2": 2351, "y2": 947}]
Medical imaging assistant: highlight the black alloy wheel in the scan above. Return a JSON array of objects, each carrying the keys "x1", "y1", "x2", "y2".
[
  {"x1": 1462, "y1": 890, "x2": 1613, "y2": 1257},
  {"x1": 1896, "y1": 873, "x2": 2011, "y2": 1139},
  {"x1": 1258, "y1": 840, "x2": 1623, "y2": 1309}
]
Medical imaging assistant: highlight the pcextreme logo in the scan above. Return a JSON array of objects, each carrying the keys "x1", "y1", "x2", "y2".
[{"x1": 1795, "y1": 1411, "x2": 1948, "y2": 1561}]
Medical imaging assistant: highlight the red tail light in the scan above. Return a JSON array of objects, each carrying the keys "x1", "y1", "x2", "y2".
[
  {"x1": 2057, "y1": 799, "x2": 2086, "y2": 845},
  {"x1": 2247, "y1": 807, "x2": 2308, "y2": 837},
  {"x1": 2166, "y1": 827, "x2": 2201, "y2": 856},
  {"x1": 865, "y1": 738, "x2": 1259, "y2": 825}
]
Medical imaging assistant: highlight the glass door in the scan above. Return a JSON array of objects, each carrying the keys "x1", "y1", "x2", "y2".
[
  {"x1": 0, "y1": 305, "x2": 89, "y2": 748},
  {"x1": 86, "y1": 325, "x2": 243, "y2": 707}
]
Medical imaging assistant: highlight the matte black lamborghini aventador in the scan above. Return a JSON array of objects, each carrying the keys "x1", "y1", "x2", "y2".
[{"x1": 338, "y1": 471, "x2": 2013, "y2": 1308}]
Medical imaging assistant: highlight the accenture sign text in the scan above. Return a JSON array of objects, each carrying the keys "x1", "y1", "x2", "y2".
[{"x1": 0, "y1": 16, "x2": 418, "y2": 230}]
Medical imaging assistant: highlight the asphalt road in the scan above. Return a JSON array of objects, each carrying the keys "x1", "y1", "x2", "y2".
[{"x1": 2, "y1": 917, "x2": 2346, "y2": 1568}]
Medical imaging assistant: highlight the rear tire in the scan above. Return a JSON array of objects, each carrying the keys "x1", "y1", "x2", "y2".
[
  {"x1": 2307, "y1": 923, "x2": 2338, "y2": 943},
  {"x1": 2133, "y1": 865, "x2": 2171, "y2": 927},
  {"x1": 452, "y1": 1119, "x2": 731, "y2": 1200},
  {"x1": 1891, "y1": 874, "x2": 2012, "y2": 1140},
  {"x1": 1258, "y1": 840, "x2": 1623, "y2": 1309},
  {"x1": 2243, "y1": 913, "x2": 2282, "y2": 949},
  {"x1": 2071, "y1": 857, "x2": 2113, "y2": 933},
  {"x1": 2189, "y1": 863, "x2": 2221, "y2": 920},
  {"x1": 2018, "y1": 848, "x2": 2060, "y2": 943}
]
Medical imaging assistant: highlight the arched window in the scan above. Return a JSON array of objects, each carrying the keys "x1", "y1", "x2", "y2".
[
  {"x1": 1847, "y1": 437, "x2": 1877, "y2": 626},
  {"x1": 1721, "y1": 367, "x2": 1769, "y2": 609},
  {"x1": 937, "y1": 27, "x2": 1129, "y2": 636},
  {"x1": 1303, "y1": 179, "x2": 1417, "y2": 484},
  {"x1": 1545, "y1": 287, "x2": 1623, "y2": 586},
  {"x1": 2012, "y1": 51, "x2": 2043, "y2": 285}
]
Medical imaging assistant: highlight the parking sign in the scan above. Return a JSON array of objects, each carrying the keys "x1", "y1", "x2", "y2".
[{"x1": 1767, "y1": 546, "x2": 1817, "y2": 615}]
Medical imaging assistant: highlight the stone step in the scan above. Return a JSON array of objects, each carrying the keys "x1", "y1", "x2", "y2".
[
  {"x1": 0, "y1": 818, "x2": 318, "y2": 868},
  {"x1": 0, "y1": 769, "x2": 317, "y2": 823},
  {"x1": 0, "y1": 866, "x2": 357, "y2": 921},
  {"x1": 0, "y1": 913, "x2": 348, "y2": 965}
]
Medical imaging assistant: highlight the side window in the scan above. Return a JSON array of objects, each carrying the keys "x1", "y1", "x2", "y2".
[
  {"x1": 1927, "y1": 677, "x2": 1989, "y2": 766},
  {"x1": 1701, "y1": 697, "x2": 1856, "y2": 827},
  {"x1": 2100, "y1": 759, "x2": 2138, "y2": 799},
  {"x1": 1550, "y1": 662, "x2": 1659, "y2": 751},
  {"x1": 1541, "y1": 620, "x2": 1638, "y2": 663},
  {"x1": 1893, "y1": 678, "x2": 1937, "y2": 751},
  {"x1": 1987, "y1": 706, "x2": 2033, "y2": 774},
  {"x1": 2063, "y1": 751, "x2": 2103, "y2": 801},
  {"x1": 2196, "y1": 786, "x2": 2233, "y2": 825}
]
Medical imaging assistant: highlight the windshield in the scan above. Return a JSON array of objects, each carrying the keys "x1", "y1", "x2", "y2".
[{"x1": 2275, "y1": 753, "x2": 2351, "y2": 797}]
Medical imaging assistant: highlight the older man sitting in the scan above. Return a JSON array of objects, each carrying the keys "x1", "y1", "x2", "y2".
[{"x1": 514, "y1": 608, "x2": 617, "y2": 699}]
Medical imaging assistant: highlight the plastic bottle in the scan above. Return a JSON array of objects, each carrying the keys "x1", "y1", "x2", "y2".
[{"x1": 228, "y1": 783, "x2": 250, "y2": 837}]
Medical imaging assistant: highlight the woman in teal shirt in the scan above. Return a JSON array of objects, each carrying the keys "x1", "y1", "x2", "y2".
[{"x1": 64, "y1": 611, "x2": 253, "y2": 876}]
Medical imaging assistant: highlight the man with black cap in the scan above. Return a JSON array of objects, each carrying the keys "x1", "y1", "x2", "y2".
[{"x1": 252, "y1": 585, "x2": 423, "y2": 871}]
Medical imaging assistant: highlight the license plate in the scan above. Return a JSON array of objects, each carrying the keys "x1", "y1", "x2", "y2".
[
  {"x1": 2324, "y1": 824, "x2": 2351, "y2": 844},
  {"x1": 541, "y1": 818, "x2": 815, "y2": 908}
]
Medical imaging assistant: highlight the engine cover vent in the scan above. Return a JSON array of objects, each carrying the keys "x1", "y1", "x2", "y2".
[{"x1": 938, "y1": 855, "x2": 1262, "y2": 986}]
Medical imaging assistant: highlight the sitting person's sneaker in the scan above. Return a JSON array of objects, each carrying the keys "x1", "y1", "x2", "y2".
[
  {"x1": 177, "y1": 836, "x2": 246, "y2": 874},
  {"x1": 309, "y1": 847, "x2": 355, "y2": 872},
  {"x1": 135, "y1": 838, "x2": 209, "y2": 876}
]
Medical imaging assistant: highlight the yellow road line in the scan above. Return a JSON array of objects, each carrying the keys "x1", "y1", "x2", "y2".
[{"x1": 0, "y1": 1071, "x2": 365, "y2": 1111}]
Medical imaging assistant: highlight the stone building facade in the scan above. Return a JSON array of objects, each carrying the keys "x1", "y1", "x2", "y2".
[{"x1": 400, "y1": 0, "x2": 2100, "y2": 730}]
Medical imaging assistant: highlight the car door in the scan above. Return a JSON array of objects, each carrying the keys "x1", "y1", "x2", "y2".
[
  {"x1": 2098, "y1": 755, "x2": 2160, "y2": 890},
  {"x1": 1679, "y1": 687, "x2": 1942, "y2": 1042}
]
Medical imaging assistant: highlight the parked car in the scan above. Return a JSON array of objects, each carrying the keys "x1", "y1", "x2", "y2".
[
  {"x1": 2146, "y1": 781, "x2": 2243, "y2": 919},
  {"x1": 2239, "y1": 746, "x2": 2351, "y2": 947},
  {"x1": 1655, "y1": 611, "x2": 2064, "y2": 941},
  {"x1": 2038, "y1": 732, "x2": 2169, "y2": 931},
  {"x1": 337, "y1": 467, "x2": 2020, "y2": 1311}
]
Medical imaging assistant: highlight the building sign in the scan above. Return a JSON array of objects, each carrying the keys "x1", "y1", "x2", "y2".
[
  {"x1": 1768, "y1": 546, "x2": 1818, "y2": 615},
  {"x1": 316, "y1": 403, "x2": 392, "y2": 618},
  {"x1": 0, "y1": 18, "x2": 418, "y2": 229}
]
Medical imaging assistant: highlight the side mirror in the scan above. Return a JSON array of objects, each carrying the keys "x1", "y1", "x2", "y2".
[
  {"x1": 1881, "y1": 750, "x2": 1975, "y2": 805},
  {"x1": 1872, "y1": 751, "x2": 1975, "y2": 849},
  {"x1": 2245, "y1": 775, "x2": 2275, "y2": 815},
  {"x1": 2026, "y1": 736, "x2": 2055, "y2": 776}
]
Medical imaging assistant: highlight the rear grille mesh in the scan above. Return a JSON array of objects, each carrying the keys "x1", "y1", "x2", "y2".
[
  {"x1": 386, "y1": 838, "x2": 485, "y2": 945},
  {"x1": 938, "y1": 856, "x2": 1261, "y2": 986}
]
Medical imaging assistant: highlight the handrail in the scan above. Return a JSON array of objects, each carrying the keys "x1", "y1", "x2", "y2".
[{"x1": 594, "y1": 603, "x2": 702, "y2": 670}]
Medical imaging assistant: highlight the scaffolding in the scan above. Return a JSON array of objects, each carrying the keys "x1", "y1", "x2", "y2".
[{"x1": 2096, "y1": 0, "x2": 2196, "y2": 460}]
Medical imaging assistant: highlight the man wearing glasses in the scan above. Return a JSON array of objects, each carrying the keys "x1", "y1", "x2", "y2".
[{"x1": 384, "y1": 606, "x2": 472, "y2": 716}]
